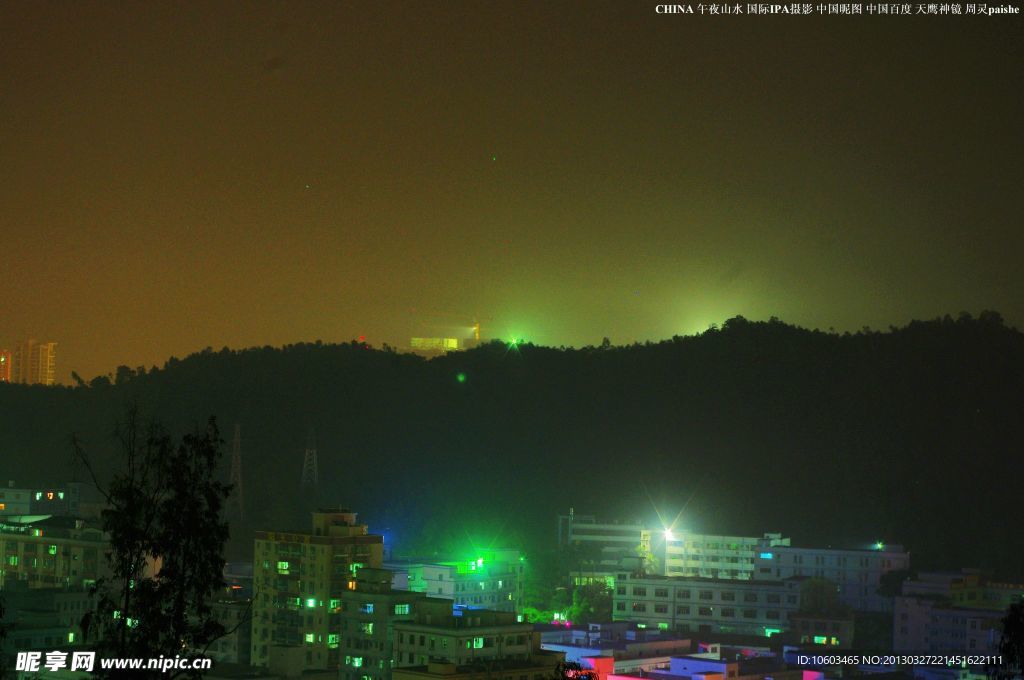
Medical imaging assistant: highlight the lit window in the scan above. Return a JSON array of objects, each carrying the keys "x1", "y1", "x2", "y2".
[
  {"x1": 306, "y1": 598, "x2": 317, "y2": 608},
  {"x1": 360, "y1": 622, "x2": 374, "y2": 634},
  {"x1": 67, "y1": 632, "x2": 75, "y2": 643},
  {"x1": 328, "y1": 634, "x2": 340, "y2": 649},
  {"x1": 35, "y1": 492, "x2": 42, "y2": 500},
  {"x1": 473, "y1": 637, "x2": 484, "y2": 649},
  {"x1": 395, "y1": 604, "x2": 410, "y2": 615},
  {"x1": 276, "y1": 561, "x2": 289, "y2": 574},
  {"x1": 330, "y1": 599, "x2": 341, "y2": 610},
  {"x1": 352, "y1": 657, "x2": 364, "y2": 667},
  {"x1": 58, "y1": 492, "x2": 65, "y2": 500},
  {"x1": 813, "y1": 635, "x2": 827, "y2": 644},
  {"x1": 7, "y1": 556, "x2": 17, "y2": 566},
  {"x1": 48, "y1": 545, "x2": 57, "y2": 555},
  {"x1": 305, "y1": 633, "x2": 315, "y2": 643},
  {"x1": 47, "y1": 491, "x2": 54, "y2": 500},
  {"x1": 0, "y1": 503, "x2": 5, "y2": 511}
]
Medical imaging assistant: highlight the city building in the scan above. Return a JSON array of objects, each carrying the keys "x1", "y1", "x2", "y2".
[
  {"x1": 392, "y1": 608, "x2": 563, "y2": 680},
  {"x1": 902, "y1": 569, "x2": 1024, "y2": 612},
  {"x1": 786, "y1": 612, "x2": 854, "y2": 649},
  {"x1": 405, "y1": 548, "x2": 525, "y2": 613},
  {"x1": 338, "y1": 567, "x2": 452, "y2": 680},
  {"x1": 0, "y1": 581, "x2": 95, "y2": 656},
  {"x1": 0, "y1": 348, "x2": 11, "y2": 382},
  {"x1": 209, "y1": 598, "x2": 254, "y2": 665},
  {"x1": 606, "y1": 649, "x2": 803, "y2": 680},
  {"x1": 1, "y1": 481, "x2": 104, "y2": 520},
  {"x1": 653, "y1": 532, "x2": 791, "y2": 580},
  {"x1": 409, "y1": 338, "x2": 462, "y2": 357},
  {"x1": 14, "y1": 339, "x2": 58, "y2": 386},
  {"x1": 251, "y1": 508, "x2": 385, "y2": 671},
  {"x1": 0, "y1": 481, "x2": 33, "y2": 515},
  {"x1": 612, "y1": 574, "x2": 804, "y2": 637},
  {"x1": 751, "y1": 543, "x2": 910, "y2": 612},
  {"x1": 893, "y1": 570, "x2": 1018, "y2": 654},
  {"x1": 893, "y1": 596, "x2": 1002, "y2": 654},
  {"x1": 558, "y1": 511, "x2": 651, "y2": 567},
  {"x1": 0, "y1": 515, "x2": 107, "y2": 589},
  {"x1": 540, "y1": 622, "x2": 692, "y2": 680}
]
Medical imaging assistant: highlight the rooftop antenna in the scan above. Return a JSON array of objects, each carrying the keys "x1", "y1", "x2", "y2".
[
  {"x1": 227, "y1": 423, "x2": 244, "y2": 521},
  {"x1": 301, "y1": 427, "x2": 319, "y2": 488}
]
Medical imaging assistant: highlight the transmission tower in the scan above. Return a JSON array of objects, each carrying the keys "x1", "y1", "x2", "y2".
[
  {"x1": 227, "y1": 423, "x2": 245, "y2": 521},
  {"x1": 301, "y1": 428, "x2": 319, "y2": 488}
]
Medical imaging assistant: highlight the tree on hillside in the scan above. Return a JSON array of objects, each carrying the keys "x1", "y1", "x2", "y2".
[
  {"x1": 989, "y1": 599, "x2": 1024, "y2": 680},
  {"x1": 75, "y1": 410, "x2": 232, "y2": 679}
]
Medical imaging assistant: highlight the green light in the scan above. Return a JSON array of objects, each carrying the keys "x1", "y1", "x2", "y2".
[
  {"x1": 874, "y1": 541, "x2": 885, "y2": 550},
  {"x1": 456, "y1": 372, "x2": 466, "y2": 383},
  {"x1": 765, "y1": 627, "x2": 781, "y2": 637},
  {"x1": 306, "y1": 598, "x2": 317, "y2": 608},
  {"x1": 813, "y1": 635, "x2": 828, "y2": 644},
  {"x1": 476, "y1": 558, "x2": 484, "y2": 567}
]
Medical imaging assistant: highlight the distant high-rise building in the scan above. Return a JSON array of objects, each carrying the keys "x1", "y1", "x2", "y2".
[
  {"x1": 14, "y1": 340, "x2": 57, "y2": 385},
  {"x1": 0, "y1": 349, "x2": 11, "y2": 382},
  {"x1": 251, "y1": 508, "x2": 385, "y2": 671}
]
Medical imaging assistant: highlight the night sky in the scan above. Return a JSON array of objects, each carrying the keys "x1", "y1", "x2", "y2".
[{"x1": 2, "y1": 2, "x2": 1020, "y2": 382}]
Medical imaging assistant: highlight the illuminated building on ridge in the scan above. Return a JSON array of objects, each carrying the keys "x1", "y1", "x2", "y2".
[
  {"x1": 0, "y1": 349, "x2": 11, "y2": 382},
  {"x1": 251, "y1": 508, "x2": 385, "y2": 671},
  {"x1": 13, "y1": 339, "x2": 57, "y2": 385}
]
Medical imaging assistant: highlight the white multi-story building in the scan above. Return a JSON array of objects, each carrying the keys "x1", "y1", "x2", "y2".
[
  {"x1": 653, "y1": 532, "x2": 790, "y2": 580},
  {"x1": 894, "y1": 596, "x2": 1002, "y2": 654},
  {"x1": 612, "y1": 574, "x2": 804, "y2": 637},
  {"x1": 405, "y1": 549, "x2": 524, "y2": 613},
  {"x1": 558, "y1": 511, "x2": 651, "y2": 563},
  {"x1": 752, "y1": 544, "x2": 909, "y2": 612}
]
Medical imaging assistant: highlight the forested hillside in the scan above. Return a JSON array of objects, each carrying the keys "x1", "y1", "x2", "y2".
[{"x1": 1, "y1": 312, "x2": 1020, "y2": 575}]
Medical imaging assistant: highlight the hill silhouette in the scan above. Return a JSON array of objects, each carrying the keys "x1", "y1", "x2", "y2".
[{"x1": 0, "y1": 312, "x2": 1020, "y2": 576}]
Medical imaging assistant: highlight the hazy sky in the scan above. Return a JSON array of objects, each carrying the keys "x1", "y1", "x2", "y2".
[{"x1": 2, "y1": 1, "x2": 1021, "y2": 381}]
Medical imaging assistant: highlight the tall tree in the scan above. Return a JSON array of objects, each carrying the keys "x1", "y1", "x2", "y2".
[
  {"x1": 76, "y1": 411, "x2": 231, "y2": 679},
  {"x1": 989, "y1": 599, "x2": 1024, "y2": 680}
]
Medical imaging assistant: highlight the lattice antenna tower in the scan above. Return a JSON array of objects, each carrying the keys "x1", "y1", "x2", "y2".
[
  {"x1": 227, "y1": 423, "x2": 245, "y2": 521},
  {"x1": 301, "y1": 427, "x2": 319, "y2": 488}
]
